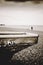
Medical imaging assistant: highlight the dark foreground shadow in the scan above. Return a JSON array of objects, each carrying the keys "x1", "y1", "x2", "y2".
[{"x1": 0, "y1": 46, "x2": 14, "y2": 65}]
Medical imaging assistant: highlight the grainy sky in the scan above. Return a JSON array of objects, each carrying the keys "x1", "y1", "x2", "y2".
[{"x1": 0, "y1": 1, "x2": 43, "y2": 25}]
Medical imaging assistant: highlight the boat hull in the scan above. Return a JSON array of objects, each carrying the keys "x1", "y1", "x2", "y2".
[{"x1": 0, "y1": 32, "x2": 39, "y2": 45}]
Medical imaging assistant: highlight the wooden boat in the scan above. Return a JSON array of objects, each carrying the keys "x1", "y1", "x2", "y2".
[{"x1": 0, "y1": 32, "x2": 39, "y2": 45}]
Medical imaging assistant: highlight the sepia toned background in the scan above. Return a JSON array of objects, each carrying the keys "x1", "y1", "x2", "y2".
[{"x1": 0, "y1": 0, "x2": 43, "y2": 65}]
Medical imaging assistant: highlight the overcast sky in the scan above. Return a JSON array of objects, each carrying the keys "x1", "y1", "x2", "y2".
[{"x1": 0, "y1": 2, "x2": 43, "y2": 25}]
